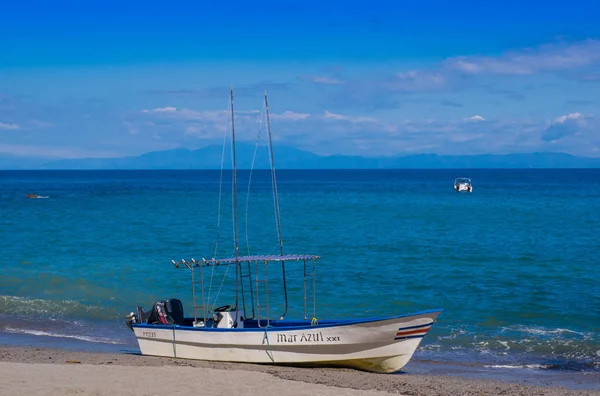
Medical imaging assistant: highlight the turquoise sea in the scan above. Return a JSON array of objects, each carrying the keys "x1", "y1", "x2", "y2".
[{"x1": 1, "y1": 169, "x2": 599, "y2": 378}]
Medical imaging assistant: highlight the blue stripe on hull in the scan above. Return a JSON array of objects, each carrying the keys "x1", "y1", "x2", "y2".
[{"x1": 396, "y1": 322, "x2": 432, "y2": 331}]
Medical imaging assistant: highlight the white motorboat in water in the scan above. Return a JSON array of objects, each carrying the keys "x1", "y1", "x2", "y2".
[
  {"x1": 125, "y1": 88, "x2": 443, "y2": 373},
  {"x1": 454, "y1": 178, "x2": 472, "y2": 192}
]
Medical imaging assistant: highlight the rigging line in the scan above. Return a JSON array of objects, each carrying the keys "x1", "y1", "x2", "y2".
[
  {"x1": 208, "y1": 96, "x2": 232, "y2": 311},
  {"x1": 230, "y1": 90, "x2": 238, "y2": 261},
  {"x1": 265, "y1": 91, "x2": 289, "y2": 318},
  {"x1": 245, "y1": 101, "x2": 266, "y2": 256},
  {"x1": 265, "y1": 91, "x2": 288, "y2": 319},
  {"x1": 212, "y1": 94, "x2": 237, "y2": 311},
  {"x1": 230, "y1": 87, "x2": 241, "y2": 314},
  {"x1": 212, "y1": 261, "x2": 232, "y2": 311},
  {"x1": 264, "y1": 92, "x2": 284, "y2": 255},
  {"x1": 213, "y1": 98, "x2": 231, "y2": 259}
]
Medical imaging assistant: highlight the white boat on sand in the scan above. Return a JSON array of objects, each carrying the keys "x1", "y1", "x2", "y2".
[{"x1": 125, "y1": 88, "x2": 443, "y2": 373}]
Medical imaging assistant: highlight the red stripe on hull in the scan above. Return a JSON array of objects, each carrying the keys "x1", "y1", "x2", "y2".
[{"x1": 395, "y1": 327, "x2": 430, "y2": 337}]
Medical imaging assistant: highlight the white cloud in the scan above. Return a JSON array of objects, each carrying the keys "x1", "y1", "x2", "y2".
[
  {"x1": 141, "y1": 107, "x2": 229, "y2": 123},
  {"x1": 301, "y1": 75, "x2": 345, "y2": 85},
  {"x1": 140, "y1": 106, "x2": 378, "y2": 128},
  {"x1": 131, "y1": 103, "x2": 600, "y2": 157},
  {"x1": 179, "y1": 109, "x2": 228, "y2": 122},
  {"x1": 134, "y1": 104, "x2": 552, "y2": 156},
  {"x1": 0, "y1": 122, "x2": 20, "y2": 130},
  {"x1": 372, "y1": 40, "x2": 600, "y2": 95},
  {"x1": 0, "y1": 143, "x2": 120, "y2": 158},
  {"x1": 554, "y1": 112, "x2": 583, "y2": 123},
  {"x1": 322, "y1": 111, "x2": 377, "y2": 123},
  {"x1": 396, "y1": 70, "x2": 445, "y2": 82},
  {"x1": 134, "y1": 104, "x2": 391, "y2": 150},
  {"x1": 391, "y1": 70, "x2": 447, "y2": 91},
  {"x1": 542, "y1": 112, "x2": 588, "y2": 142},
  {"x1": 138, "y1": 106, "x2": 253, "y2": 140},
  {"x1": 444, "y1": 40, "x2": 600, "y2": 76},
  {"x1": 270, "y1": 111, "x2": 310, "y2": 121},
  {"x1": 465, "y1": 115, "x2": 485, "y2": 121},
  {"x1": 141, "y1": 106, "x2": 177, "y2": 114},
  {"x1": 312, "y1": 76, "x2": 345, "y2": 84},
  {"x1": 323, "y1": 110, "x2": 347, "y2": 121}
]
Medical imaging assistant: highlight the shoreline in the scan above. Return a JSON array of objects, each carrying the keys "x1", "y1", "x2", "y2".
[{"x1": 1, "y1": 345, "x2": 598, "y2": 395}]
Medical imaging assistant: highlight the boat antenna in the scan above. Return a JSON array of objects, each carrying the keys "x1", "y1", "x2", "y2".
[
  {"x1": 231, "y1": 86, "x2": 240, "y2": 312},
  {"x1": 264, "y1": 90, "x2": 289, "y2": 317}
]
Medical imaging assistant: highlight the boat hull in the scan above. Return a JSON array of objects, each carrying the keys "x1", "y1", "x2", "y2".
[
  {"x1": 131, "y1": 309, "x2": 441, "y2": 373},
  {"x1": 455, "y1": 184, "x2": 472, "y2": 192}
]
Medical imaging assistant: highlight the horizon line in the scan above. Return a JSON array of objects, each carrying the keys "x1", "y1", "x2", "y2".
[{"x1": 3, "y1": 167, "x2": 600, "y2": 171}]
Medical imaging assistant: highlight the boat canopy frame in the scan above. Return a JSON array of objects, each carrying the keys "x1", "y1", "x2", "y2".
[
  {"x1": 173, "y1": 254, "x2": 320, "y2": 266},
  {"x1": 454, "y1": 177, "x2": 472, "y2": 184},
  {"x1": 172, "y1": 254, "x2": 320, "y2": 327}
]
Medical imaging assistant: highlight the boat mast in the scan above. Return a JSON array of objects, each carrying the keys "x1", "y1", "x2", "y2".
[
  {"x1": 231, "y1": 87, "x2": 240, "y2": 312},
  {"x1": 264, "y1": 90, "x2": 289, "y2": 317}
]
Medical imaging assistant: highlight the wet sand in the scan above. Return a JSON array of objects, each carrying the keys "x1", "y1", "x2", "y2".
[{"x1": 0, "y1": 346, "x2": 599, "y2": 395}]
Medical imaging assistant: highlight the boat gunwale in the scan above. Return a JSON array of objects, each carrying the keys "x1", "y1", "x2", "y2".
[{"x1": 131, "y1": 308, "x2": 443, "y2": 333}]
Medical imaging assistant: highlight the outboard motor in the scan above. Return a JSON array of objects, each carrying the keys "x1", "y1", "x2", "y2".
[
  {"x1": 126, "y1": 298, "x2": 185, "y2": 330},
  {"x1": 125, "y1": 306, "x2": 151, "y2": 331},
  {"x1": 125, "y1": 312, "x2": 136, "y2": 331},
  {"x1": 165, "y1": 298, "x2": 185, "y2": 326}
]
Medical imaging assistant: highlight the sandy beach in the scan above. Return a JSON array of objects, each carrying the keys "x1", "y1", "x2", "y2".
[{"x1": 0, "y1": 346, "x2": 598, "y2": 396}]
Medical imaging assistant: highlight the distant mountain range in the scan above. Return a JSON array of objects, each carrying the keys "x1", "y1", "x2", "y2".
[{"x1": 2, "y1": 144, "x2": 600, "y2": 169}]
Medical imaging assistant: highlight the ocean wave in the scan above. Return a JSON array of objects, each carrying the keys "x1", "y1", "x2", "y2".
[
  {"x1": 2, "y1": 326, "x2": 126, "y2": 345},
  {"x1": 421, "y1": 323, "x2": 600, "y2": 366},
  {"x1": 0, "y1": 295, "x2": 115, "y2": 320},
  {"x1": 485, "y1": 362, "x2": 600, "y2": 372},
  {"x1": 503, "y1": 325, "x2": 586, "y2": 337}
]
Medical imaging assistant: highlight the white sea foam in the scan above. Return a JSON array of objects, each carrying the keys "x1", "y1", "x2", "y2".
[
  {"x1": 2, "y1": 327, "x2": 126, "y2": 345},
  {"x1": 505, "y1": 325, "x2": 585, "y2": 337},
  {"x1": 484, "y1": 364, "x2": 548, "y2": 369},
  {"x1": 498, "y1": 340, "x2": 510, "y2": 350}
]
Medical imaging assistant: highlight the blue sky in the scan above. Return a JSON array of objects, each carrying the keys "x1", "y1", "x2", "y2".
[{"x1": 1, "y1": 0, "x2": 600, "y2": 159}]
